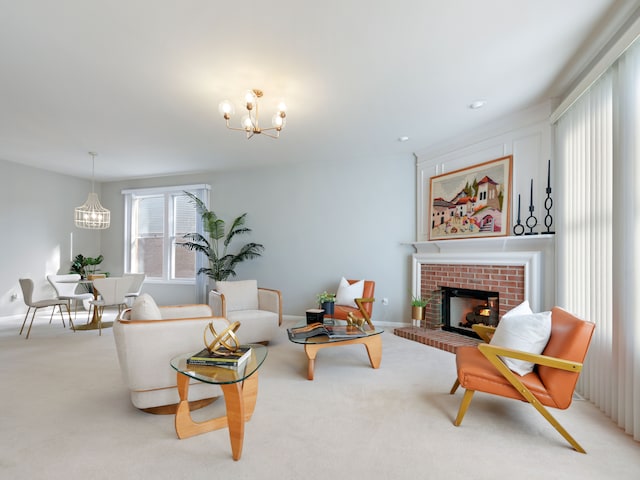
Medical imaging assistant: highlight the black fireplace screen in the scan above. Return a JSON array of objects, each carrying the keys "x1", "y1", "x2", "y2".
[{"x1": 441, "y1": 287, "x2": 499, "y2": 338}]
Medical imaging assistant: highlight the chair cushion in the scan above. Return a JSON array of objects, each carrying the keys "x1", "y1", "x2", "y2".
[
  {"x1": 131, "y1": 293, "x2": 162, "y2": 320},
  {"x1": 216, "y1": 280, "x2": 259, "y2": 312},
  {"x1": 335, "y1": 277, "x2": 364, "y2": 308},
  {"x1": 490, "y1": 302, "x2": 552, "y2": 376}
]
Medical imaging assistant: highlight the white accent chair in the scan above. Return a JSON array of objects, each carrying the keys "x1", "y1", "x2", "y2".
[
  {"x1": 209, "y1": 280, "x2": 282, "y2": 344},
  {"x1": 113, "y1": 294, "x2": 229, "y2": 412},
  {"x1": 47, "y1": 274, "x2": 94, "y2": 322},
  {"x1": 123, "y1": 273, "x2": 146, "y2": 307},
  {"x1": 90, "y1": 276, "x2": 133, "y2": 334}
]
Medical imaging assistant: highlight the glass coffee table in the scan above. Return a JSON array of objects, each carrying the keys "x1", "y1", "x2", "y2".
[
  {"x1": 288, "y1": 324, "x2": 383, "y2": 380},
  {"x1": 170, "y1": 344, "x2": 267, "y2": 461}
]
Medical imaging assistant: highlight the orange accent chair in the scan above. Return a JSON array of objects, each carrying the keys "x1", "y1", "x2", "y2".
[
  {"x1": 450, "y1": 306, "x2": 595, "y2": 453},
  {"x1": 332, "y1": 279, "x2": 375, "y2": 328}
]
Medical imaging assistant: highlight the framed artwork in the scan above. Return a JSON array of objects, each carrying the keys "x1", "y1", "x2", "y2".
[{"x1": 428, "y1": 155, "x2": 512, "y2": 240}]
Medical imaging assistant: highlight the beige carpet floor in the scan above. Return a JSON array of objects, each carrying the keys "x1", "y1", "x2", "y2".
[{"x1": 1, "y1": 311, "x2": 639, "y2": 480}]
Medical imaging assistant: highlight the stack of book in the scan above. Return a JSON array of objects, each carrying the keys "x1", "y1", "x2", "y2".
[
  {"x1": 186, "y1": 345, "x2": 252, "y2": 369},
  {"x1": 288, "y1": 322, "x2": 370, "y2": 340}
]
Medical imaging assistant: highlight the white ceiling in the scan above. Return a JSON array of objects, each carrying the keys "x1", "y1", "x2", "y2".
[{"x1": 0, "y1": 0, "x2": 637, "y2": 181}]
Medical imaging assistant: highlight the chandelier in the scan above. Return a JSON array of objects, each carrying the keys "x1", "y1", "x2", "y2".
[
  {"x1": 74, "y1": 152, "x2": 110, "y2": 229},
  {"x1": 218, "y1": 89, "x2": 287, "y2": 139}
]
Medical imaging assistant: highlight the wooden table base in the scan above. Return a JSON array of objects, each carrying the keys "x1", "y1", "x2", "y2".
[
  {"x1": 174, "y1": 371, "x2": 259, "y2": 461},
  {"x1": 303, "y1": 334, "x2": 382, "y2": 380}
]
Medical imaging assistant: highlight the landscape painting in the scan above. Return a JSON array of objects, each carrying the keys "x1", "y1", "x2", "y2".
[{"x1": 428, "y1": 155, "x2": 512, "y2": 240}]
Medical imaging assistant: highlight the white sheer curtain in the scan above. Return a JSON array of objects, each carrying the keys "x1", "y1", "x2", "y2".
[{"x1": 555, "y1": 39, "x2": 640, "y2": 441}]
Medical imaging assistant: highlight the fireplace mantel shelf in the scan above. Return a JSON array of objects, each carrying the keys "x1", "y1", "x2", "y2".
[{"x1": 408, "y1": 235, "x2": 554, "y2": 254}]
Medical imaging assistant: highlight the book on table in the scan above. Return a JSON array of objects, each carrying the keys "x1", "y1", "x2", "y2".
[
  {"x1": 288, "y1": 322, "x2": 369, "y2": 340},
  {"x1": 186, "y1": 345, "x2": 252, "y2": 368}
]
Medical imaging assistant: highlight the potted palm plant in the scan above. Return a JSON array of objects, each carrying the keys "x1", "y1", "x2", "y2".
[{"x1": 179, "y1": 191, "x2": 264, "y2": 283}]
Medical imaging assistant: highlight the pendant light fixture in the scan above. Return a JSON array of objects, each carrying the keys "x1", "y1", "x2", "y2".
[
  {"x1": 219, "y1": 89, "x2": 287, "y2": 139},
  {"x1": 74, "y1": 151, "x2": 110, "y2": 229}
]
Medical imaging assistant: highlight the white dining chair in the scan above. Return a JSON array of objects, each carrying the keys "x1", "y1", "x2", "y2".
[
  {"x1": 123, "y1": 273, "x2": 146, "y2": 307},
  {"x1": 47, "y1": 274, "x2": 94, "y2": 323},
  {"x1": 19, "y1": 278, "x2": 70, "y2": 339},
  {"x1": 90, "y1": 277, "x2": 134, "y2": 335}
]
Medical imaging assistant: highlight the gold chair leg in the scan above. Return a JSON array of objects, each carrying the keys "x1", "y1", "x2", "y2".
[
  {"x1": 450, "y1": 379, "x2": 460, "y2": 394},
  {"x1": 480, "y1": 345, "x2": 587, "y2": 453},
  {"x1": 57, "y1": 305, "x2": 66, "y2": 328},
  {"x1": 454, "y1": 389, "x2": 475, "y2": 426},
  {"x1": 64, "y1": 304, "x2": 75, "y2": 331},
  {"x1": 19, "y1": 307, "x2": 31, "y2": 335},
  {"x1": 25, "y1": 308, "x2": 38, "y2": 339}
]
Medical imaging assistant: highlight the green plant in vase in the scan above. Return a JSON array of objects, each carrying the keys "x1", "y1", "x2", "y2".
[
  {"x1": 316, "y1": 291, "x2": 336, "y2": 317},
  {"x1": 410, "y1": 290, "x2": 440, "y2": 328}
]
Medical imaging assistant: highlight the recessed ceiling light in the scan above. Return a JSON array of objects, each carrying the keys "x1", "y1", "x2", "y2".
[
  {"x1": 398, "y1": 136, "x2": 409, "y2": 142},
  {"x1": 469, "y1": 100, "x2": 486, "y2": 110}
]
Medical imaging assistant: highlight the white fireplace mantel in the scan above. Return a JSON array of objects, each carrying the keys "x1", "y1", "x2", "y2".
[{"x1": 408, "y1": 235, "x2": 554, "y2": 254}]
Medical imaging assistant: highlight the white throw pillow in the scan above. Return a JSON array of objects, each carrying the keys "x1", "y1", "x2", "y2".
[
  {"x1": 216, "y1": 280, "x2": 259, "y2": 312},
  {"x1": 490, "y1": 303, "x2": 552, "y2": 376},
  {"x1": 131, "y1": 293, "x2": 162, "y2": 320},
  {"x1": 335, "y1": 277, "x2": 365, "y2": 308}
]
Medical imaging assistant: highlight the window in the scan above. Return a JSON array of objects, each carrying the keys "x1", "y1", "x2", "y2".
[{"x1": 123, "y1": 184, "x2": 210, "y2": 283}]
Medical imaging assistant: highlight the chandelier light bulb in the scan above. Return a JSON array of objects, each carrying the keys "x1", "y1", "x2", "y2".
[
  {"x1": 218, "y1": 100, "x2": 234, "y2": 118},
  {"x1": 241, "y1": 115, "x2": 253, "y2": 131},
  {"x1": 277, "y1": 101, "x2": 287, "y2": 113},
  {"x1": 245, "y1": 90, "x2": 257, "y2": 108},
  {"x1": 272, "y1": 113, "x2": 284, "y2": 129}
]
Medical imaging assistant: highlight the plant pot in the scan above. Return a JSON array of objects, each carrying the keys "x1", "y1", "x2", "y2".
[
  {"x1": 321, "y1": 301, "x2": 335, "y2": 316},
  {"x1": 411, "y1": 305, "x2": 425, "y2": 321}
]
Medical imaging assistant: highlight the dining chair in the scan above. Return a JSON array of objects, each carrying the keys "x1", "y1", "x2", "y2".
[
  {"x1": 90, "y1": 277, "x2": 134, "y2": 335},
  {"x1": 19, "y1": 278, "x2": 70, "y2": 339},
  {"x1": 123, "y1": 273, "x2": 146, "y2": 307},
  {"x1": 47, "y1": 274, "x2": 94, "y2": 323}
]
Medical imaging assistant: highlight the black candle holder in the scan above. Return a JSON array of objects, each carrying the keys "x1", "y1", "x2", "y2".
[
  {"x1": 542, "y1": 159, "x2": 555, "y2": 234},
  {"x1": 525, "y1": 178, "x2": 538, "y2": 235},
  {"x1": 525, "y1": 205, "x2": 538, "y2": 235},
  {"x1": 513, "y1": 194, "x2": 524, "y2": 236}
]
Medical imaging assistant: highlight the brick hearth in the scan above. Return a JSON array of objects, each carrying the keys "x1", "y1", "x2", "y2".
[{"x1": 394, "y1": 326, "x2": 480, "y2": 353}]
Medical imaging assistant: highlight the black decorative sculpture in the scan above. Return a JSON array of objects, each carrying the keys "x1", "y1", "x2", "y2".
[
  {"x1": 542, "y1": 159, "x2": 555, "y2": 235},
  {"x1": 525, "y1": 178, "x2": 538, "y2": 235},
  {"x1": 513, "y1": 194, "x2": 524, "y2": 236}
]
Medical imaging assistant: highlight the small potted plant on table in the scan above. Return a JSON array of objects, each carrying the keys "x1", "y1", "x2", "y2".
[{"x1": 316, "y1": 291, "x2": 336, "y2": 318}]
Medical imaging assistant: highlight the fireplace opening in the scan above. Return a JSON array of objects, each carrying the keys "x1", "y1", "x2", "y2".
[{"x1": 441, "y1": 287, "x2": 499, "y2": 339}]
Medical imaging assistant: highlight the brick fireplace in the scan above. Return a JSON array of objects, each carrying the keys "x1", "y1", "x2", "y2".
[
  {"x1": 422, "y1": 263, "x2": 525, "y2": 332},
  {"x1": 395, "y1": 238, "x2": 550, "y2": 352}
]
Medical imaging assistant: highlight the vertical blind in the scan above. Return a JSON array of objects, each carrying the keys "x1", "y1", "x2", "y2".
[{"x1": 555, "y1": 39, "x2": 640, "y2": 441}]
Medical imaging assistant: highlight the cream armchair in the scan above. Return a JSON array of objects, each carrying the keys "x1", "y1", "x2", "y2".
[
  {"x1": 209, "y1": 279, "x2": 282, "y2": 344},
  {"x1": 113, "y1": 294, "x2": 230, "y2": 413}
]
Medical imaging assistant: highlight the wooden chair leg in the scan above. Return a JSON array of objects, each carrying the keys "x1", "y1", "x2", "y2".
[
  {"x1": 454, "y1": 389, "x2": 475, "y2": 426},
  {"x1": 450, "y1": 379, "x2": 460, "y2": 394}
]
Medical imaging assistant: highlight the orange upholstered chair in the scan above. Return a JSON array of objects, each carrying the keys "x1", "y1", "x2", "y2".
[
  {"x1": 450, "y1": 306, "x2": 595, "y2": 453},
  {"x1": 332, "y1": 279, "x2": 375, "y2": 328}
]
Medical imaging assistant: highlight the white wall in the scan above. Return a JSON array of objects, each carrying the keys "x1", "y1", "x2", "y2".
[
  {"x1": 0, "y1": 159, "x2": 103, "y2": 316},
  {"x1": 99, "y1": 152, "x2": 416, "y2": 324}
]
